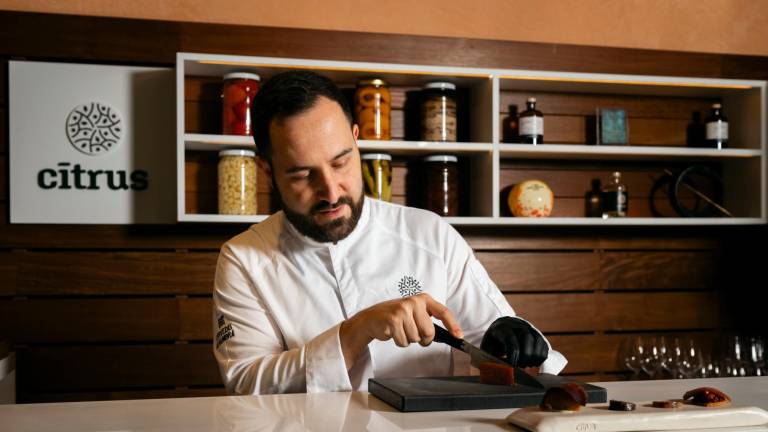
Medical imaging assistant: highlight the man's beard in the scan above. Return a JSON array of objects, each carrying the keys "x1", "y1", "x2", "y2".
[{"x1": 282, "y1": 191, "x2": 365, "y2": 243}]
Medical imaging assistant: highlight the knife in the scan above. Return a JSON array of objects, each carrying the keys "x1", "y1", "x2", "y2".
[{"x1": 432, "y1": 323, "x2": 544, "y2": 388}]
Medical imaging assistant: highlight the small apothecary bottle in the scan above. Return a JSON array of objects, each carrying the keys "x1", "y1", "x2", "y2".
[
  {"x1": 601, "y1": 171, "x2": 628, "y2": 218},
  {"x1": 519, "y1": 97, "x2": 544, "y2": 144}
]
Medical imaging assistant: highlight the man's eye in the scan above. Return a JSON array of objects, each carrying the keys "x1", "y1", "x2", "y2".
[
  {"x1": 333, "y1": 158, "x2": 349, "y2": 169},
  {"x1": 290, "y1": 171, "x2": 310, "y2": 180}
]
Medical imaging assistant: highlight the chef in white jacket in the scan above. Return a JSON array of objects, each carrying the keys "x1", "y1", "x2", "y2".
[{"x1": 213, "y1": 71, "x2": 567, "y2": 395}]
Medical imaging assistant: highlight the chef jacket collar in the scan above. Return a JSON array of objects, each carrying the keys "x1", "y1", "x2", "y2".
[{"x1": 282, "y1": 196, "x2": 371, "y2": 250}]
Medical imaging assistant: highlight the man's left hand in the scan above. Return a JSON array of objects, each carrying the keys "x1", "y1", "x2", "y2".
[{"x1": 480, "y1": 316, "x2": 548, "y2": 367}]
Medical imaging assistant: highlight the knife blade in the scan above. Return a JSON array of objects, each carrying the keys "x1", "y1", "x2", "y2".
[{"x1": 432, "y1": 323, "x2": 544, "y2": 388}]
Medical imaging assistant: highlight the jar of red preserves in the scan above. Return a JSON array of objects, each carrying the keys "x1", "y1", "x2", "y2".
[{"x1": 222, "y1": 72, "x2": 260, "y2": 135}]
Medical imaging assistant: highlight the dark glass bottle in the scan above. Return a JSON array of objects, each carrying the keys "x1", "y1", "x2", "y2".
[
  {"x1": 601, "y1": 171, "x2": 628, "y2": 218},
  {"x1": 502, "y1": 104, "x2": 519, "y2": 143},
  {"x1": 519, "y1": 97, "x2": 543, "y2": 145},
  {"x1": 585, "y1": 179, "x2": 603, "y2": 217},
  {"x1": 686, "y1": 111, "x2": 705, "y2": 147},
  {"x1": 704, "y1": 103, "x2": 728, "y2": 149}
]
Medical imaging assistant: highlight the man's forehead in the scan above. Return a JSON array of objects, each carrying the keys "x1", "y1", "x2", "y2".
[{"x1": 268, "y1": 98, "x2": 354, "y2": 168}]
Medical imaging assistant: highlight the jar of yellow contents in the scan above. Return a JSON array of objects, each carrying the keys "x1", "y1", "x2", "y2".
[
  {"x1": 218, "y1": 149, "x2": 257, "y2": 215},
  {"x1": 361, "y1": 153, "x2": 392, "y2": 202}
]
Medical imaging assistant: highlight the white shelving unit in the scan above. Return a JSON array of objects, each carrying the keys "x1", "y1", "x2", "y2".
[{"x1": 177, "y1": 52, "x2": 767, "y2": 225}]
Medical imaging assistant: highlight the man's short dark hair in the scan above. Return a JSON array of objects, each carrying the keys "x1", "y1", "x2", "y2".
[{"x1": 251, "y1": 70, "x2": 353, "y2": 162}]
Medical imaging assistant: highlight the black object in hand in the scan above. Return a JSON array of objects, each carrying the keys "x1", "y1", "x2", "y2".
[{"x1": 480, "y1": 316, "x2": 548, "y2": 367}]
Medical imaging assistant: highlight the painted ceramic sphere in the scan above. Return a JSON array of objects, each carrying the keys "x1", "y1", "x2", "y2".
[{"x1": 508, "y1": 179, "x2": 554, "y2": 217}]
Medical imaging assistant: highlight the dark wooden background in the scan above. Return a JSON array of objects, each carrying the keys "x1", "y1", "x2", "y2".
[{"x1": 1, "y1": 11, "x2": 766, "y2": 403}]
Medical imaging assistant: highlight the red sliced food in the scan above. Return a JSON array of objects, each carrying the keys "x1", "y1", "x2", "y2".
[
  {"x1": 224, "y1": 84, "x2": 247, "y2": 104},
  {"x1": 479, "y1": 362, "x2": 515, "y2": 386},
  {"x1": 233, "y1": 101, "x2": 249, "y2": 121},
  {"x1": 540, "y1": 383, "x2": 588, "y2": 411}
]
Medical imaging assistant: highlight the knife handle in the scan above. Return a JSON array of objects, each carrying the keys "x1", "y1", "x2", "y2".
[{"x1": 432, "y1": 323, "x2": 464, "y2": 350}]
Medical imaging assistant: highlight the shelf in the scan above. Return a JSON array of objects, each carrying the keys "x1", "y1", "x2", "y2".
[
  {"x1": 175, "y1": 214, "x2": 765, "y2": 225},
  {"x1": 492, "y1": 217, "x2": 765, "y2": 226},
  {"x1": 179, "y1": 213, "x2": 269, "y2": 223},
  {"x1": 358, "y1": 140, "x2": 493, "y2": 155},
  {"x1": 178, "y1": 52, "x2": 767, "y2": 225},
  {"x1": 498, "y1": 144, "x2": 763, "y2": 161},
  {"x1": 184, "y1": 133, "x2": 255, "y2": 151}
]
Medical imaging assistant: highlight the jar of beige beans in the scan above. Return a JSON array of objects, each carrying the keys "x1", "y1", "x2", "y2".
[{"x1": 218, "y1": 149, "x2": 257, "y2": 215}]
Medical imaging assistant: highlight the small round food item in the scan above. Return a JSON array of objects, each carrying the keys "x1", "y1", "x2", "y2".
[
  {"x1": 478, "y1": 361, "x2": 515, "y2": 386},
  {"x1": 652, "y1": 400, "x2": 683, "y2": 409},
  {"x1": 683, "y1": 387, "x2": 732, "y2": 407},
  {"x1": 609, "y1": 399, "x2": 636, "y2": 411},
  {"x1": 540, "y1": 383, "x2": 588, "y2": 411}
]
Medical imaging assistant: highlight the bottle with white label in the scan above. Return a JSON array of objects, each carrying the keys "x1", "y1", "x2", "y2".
[
  {"x1": 519, "y1": 97, "x2": 543, "y2": 144},
  {"x1": 705, "y1": 103, "x2": 728, "y2": 149},
  {"x1": 601, "y1": 171, "x2": 628, "y2": 218}
]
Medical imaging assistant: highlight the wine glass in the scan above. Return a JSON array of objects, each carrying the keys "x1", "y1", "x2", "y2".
[
  {"x1": 747, "y1": 336, "x2": 766, "y2": 376},
  {"x1": 620, "y1": 336, "x2": 646, "y2": 380},
  {"x1": 661, "y1": 337, "x2": 683, "y2": 379},
  {"x1": 677, "y1": 338, "x2": 702, "y2": 379},
  {"x1": 641, "y1": 336, "x2": 665, "y2": 379}
]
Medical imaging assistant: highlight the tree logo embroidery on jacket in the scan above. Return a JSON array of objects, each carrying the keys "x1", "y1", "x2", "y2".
[{"x1": 398, "y1": 275, "x2": 423, "y2": 297}]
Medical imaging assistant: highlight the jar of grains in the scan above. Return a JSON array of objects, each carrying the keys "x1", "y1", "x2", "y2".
[
  {"x1": 218, "y1": 149, "x2": 257, "y2": 215},
  {"x1": 421, "y1": 82, "x2": 457, "y2": 142}
]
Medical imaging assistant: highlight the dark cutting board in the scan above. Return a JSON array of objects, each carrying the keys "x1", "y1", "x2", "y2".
[{"x1": 369, "y1": 374, "x2": 607, "y2": 412}]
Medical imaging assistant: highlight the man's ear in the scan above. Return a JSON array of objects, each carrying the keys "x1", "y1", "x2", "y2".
[
  {"x1": 256, "y1": 156, "x2": 273, "y2": 188},
  {"x1": 352, "y1": 123, "x2": 359, "y2": 141}
]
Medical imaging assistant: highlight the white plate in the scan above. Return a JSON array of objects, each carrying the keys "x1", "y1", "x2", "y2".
[{"x1": 506, "y1": 401, "x2": 768, "y2": 432}]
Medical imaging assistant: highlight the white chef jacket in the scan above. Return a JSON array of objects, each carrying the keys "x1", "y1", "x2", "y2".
[{"x1": 212, "y1": 197, "x2": 567, "y2": 395}]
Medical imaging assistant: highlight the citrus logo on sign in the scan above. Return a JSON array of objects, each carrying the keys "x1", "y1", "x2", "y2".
[
  {"x1": 34, "y1": 101, "x2": 148, "y2": 191},
  {"x1": 66, "y1": 102, "x2": 123, "y2": 156}
]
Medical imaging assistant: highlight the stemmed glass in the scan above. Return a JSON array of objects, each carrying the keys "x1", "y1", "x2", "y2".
[
  {"x1": 677, "y1": 338, "x2": 703, "y2": 379},
  {"x1": 641, "y1": 336, "x2": 665, "y2": 379},
  {"x1": 620, "y1": 336, "x2": 646, "y2": 380}
]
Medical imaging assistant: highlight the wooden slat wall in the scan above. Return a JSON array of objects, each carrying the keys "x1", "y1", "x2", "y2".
[{"x1": 1, "y1": 11, "x2": 766, "y2": 403}]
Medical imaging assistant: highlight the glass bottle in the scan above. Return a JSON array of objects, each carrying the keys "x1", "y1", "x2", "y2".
[
  {"x1": 502, "y1": 104, "x2": 519, "y2": 143},
  {"x1": 585, "y1": 179, "x2": 603, "y2": 217},
  {"x1": 519, "y1": 97, "x2": 543, "y2": 144},
  {"x1": 686, "y1": 111, "x2": 705, "y2": 147},
  {"x1": 602, "y1": 171, "x2": 628, "y2": 218},
  {"x1": 705, "y1": 103, "x2": 728, "y2": 149}
]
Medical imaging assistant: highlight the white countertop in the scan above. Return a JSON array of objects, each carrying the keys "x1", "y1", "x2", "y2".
[{"x1": 0, "y1": 377, "x2": 767, "y2": 431}]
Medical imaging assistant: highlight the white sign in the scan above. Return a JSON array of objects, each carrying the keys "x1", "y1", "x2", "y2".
[{"x1": 9, "y1": 61, "x2": 176, "y2": 224}]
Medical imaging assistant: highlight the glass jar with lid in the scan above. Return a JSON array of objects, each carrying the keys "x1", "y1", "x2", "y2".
[
  {"x1": 222, "y1": 72, "x2": 261, "y2": 136},
  {"x1": 421, "y1": 82, "x2": 457, "y2": 142},
  {"x1": 423, "y1": 154, "x2": 459, "y2": 216},
  {"x1": 361, "y1": 153, "x2": 392, "y2": 202},
  {"x1": 218, "y1": 149, "x2": 257, "y2": 215},
  {"x1": 354, "y1": 79, "x2": 391, "y2": 140}
]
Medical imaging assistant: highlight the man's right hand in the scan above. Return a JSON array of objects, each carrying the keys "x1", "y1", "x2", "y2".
[{"x1": 339, "y1": 293, "x2": 463, "y2": 370}]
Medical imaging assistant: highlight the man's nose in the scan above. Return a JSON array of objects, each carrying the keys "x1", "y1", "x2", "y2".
[{"x1": 315, "y1": 168, "x2": 341, "y2": 204}]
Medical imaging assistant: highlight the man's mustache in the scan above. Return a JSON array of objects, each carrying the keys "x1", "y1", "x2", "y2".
[{"x1": 311, "y1": 196, "x2": 354, "y2": 214}]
